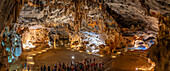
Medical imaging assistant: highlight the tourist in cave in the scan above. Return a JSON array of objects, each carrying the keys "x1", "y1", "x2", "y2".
[
  {"x1": 58, "y1": 63, "x2": 61, "y2": 71},
  {"x1": 28, "y1": 65, "x2": 30, "y2": 71},
  {"x1": 44, "y1": 65, "x2": 46, "y2": 71},
  {"x1": 24, "y1": 62, "x2": 27, "y2": 69},
  {"x1": 62, "y1": 63, "x2": 65, "y2": 69},
  {"x1": 54, "y1": 64, "x2": 57, "y2": 71},
  {"x1": 48, "y1": 65, "x2": 50, "y2": 71},
  {"x1": 36, "y1": 65, "x2": 39, "y2": 71},
  {"x1": 41, "y1": 65, "x2": 43, "y2": 71},
  {"x1": 66, "y1": 64, "x2": 70, "y2": 71}
]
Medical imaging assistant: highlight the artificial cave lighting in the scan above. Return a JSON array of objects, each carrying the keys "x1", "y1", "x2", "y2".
[
  {"x1": 70, "y1": 31, "x2": 106, "y2": 54},
  {"x1": 23, "y1": 40, "x2": 35, "y2": 49},
  {"x1": 71, "y1": 56, "x2": 75, "y2": 59},
  {"x1": 22, "y1": 25, "x2": 49, "y2": 49}
]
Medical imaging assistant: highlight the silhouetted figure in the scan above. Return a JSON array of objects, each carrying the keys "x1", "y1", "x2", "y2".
[
  {"x1": 62, "y1": 63, "x2": 65, "y2": 69},
  {"x1": 93, "y1": 58, "x2": 96, "y2": 62},
  {"x1": 48, "y1": 65, "x2": 50, "y2": 71},
  {"x1": 41, "y1": 65, "x2": 43, "y2": 71},
  {"x1": 28, "y1": 65, "x2": 30, "y2": 71},
  {"x1": 24, "y1": 62, "x2": 27, "y2": 69},
  {"x1": 58, "y1": 63, "x2": 61, "y2": 71},
  {"x1": 36, "y1": 65, "x2": 39, "y2": 71},
  {"x1": 89, "y1": 58, "x2": 92, "y2": 63},
  {"x1": 66, "y1": 64, "x2": 70, "y2": 71},
  {"x1": 44, "y1": 65, "x2": 46, "y2": 71},
  {"x1": 54, "y1": 64, "x2": 57, "y2": 71}
]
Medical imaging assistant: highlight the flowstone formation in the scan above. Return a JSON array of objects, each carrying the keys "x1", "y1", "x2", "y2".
[
  {"x1": 0, "y1": 0, "x2": 24, "y2": 70},
  {"x1": 1, "y1": 25, "x2": 22, "y2": 63},
  {"x1": 19, "y1": 0, "x2": 122, "y2": 54},
  {"x1": 147, "y1": 14, "x2": 170, "y2": 71}
]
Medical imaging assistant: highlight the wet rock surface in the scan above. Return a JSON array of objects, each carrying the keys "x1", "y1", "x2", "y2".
[{"x1": 148, "y1": 41, "x2": 170, "y2": 71}]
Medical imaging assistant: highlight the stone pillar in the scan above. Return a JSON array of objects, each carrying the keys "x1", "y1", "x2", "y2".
[
  {"x1": 54, "y1": 35, "x2": 56, "y2": 48},
  {"x1": 148, "y1": 14, "x2": 170, "y2": 71}
]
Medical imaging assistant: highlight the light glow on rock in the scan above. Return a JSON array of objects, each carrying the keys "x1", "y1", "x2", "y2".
[{"x1": 23, "y1": 40, "x2": 35, "y2": 49}]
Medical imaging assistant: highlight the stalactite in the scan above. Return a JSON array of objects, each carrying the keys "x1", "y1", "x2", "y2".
[{"x1": 0, "y1": 0, "x2": 5, "y2": 12}]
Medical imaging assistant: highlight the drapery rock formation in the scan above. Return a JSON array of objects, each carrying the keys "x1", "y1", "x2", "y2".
[
  {"x1": 0, "y1": 0, "x2": 24, "y2": 70},
  {"x1": 147, "y1": 14, "x2": 170, "y2": 71}
]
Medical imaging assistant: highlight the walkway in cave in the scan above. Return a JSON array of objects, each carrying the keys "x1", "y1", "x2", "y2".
[
  {"x1": 33, "y1": 47, "x2": 111, "y2": 69},
  {"x1": 32, "y1": 46, "x2": 152, "y2": 71}
]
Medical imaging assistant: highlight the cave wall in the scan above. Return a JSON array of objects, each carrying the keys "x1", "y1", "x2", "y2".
[
  {"x1": 0, "y1": 0, "x2": 13, "y2": 70},
  {"x1": 104, "y1": 2, "x2": 170, "y2": 70},
  {"x1": 147, "y1": 14, "x2": 170, "y2": 71},
  {"x1": 148, "y1": 40, "x2": 170, "y2": 71},
  {"x1": 0, "y1": 0, "x2": 24, "y2": 71}
]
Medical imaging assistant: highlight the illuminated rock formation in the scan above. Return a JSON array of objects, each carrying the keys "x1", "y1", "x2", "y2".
[{"x1": 148, "y1": 14, "x2": 170, "y2": 71}]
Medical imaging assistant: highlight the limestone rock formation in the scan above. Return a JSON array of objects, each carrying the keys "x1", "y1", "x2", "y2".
[{"x1": 147, "y1": 14, "x2": 170, "y2": 71}]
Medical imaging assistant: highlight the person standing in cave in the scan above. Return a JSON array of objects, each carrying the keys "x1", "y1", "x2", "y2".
[
  {"x1": 66, "y1": 64, "x2": 70, "y2": 71},
  {"x1": 28, "y1": 65, "x2": 30, "y2": 71},
  {"x1": 44, "y1": 65, "x2": 46, "y2": 71},
  {"x1": 36, "y1": 65, "x2": 39, "y2": 71},
  {"x1": 41, "y1": 65, "x2": 43, "y2": 71},
  {"x1": 62, "y1": 63, "x2": 65, "y2": 69},
  {"x1": 24, "y1": 62, "x2": 27, "y2": 70},
  {"x1": 58, "y1": 63, "x2": 61, "y2": 71},
  {"x1": 48, "y1": 65, "x2": 50, "y2": 71},
  {"x1": 54, "y1": 64, "x2": 57, "y2": 71}
]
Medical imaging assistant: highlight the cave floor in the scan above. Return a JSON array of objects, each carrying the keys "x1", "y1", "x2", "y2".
[
  {"x1": 32, "y1": 47, "x2": 152, "y2": 71},
  {"x1": 9, "y1": 45, "x2": 153, "y2": 71}
]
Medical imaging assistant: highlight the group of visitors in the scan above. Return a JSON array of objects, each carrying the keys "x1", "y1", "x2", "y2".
[{"x1": 26, "y1": 58, "x2": 104, "y2": 71}]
